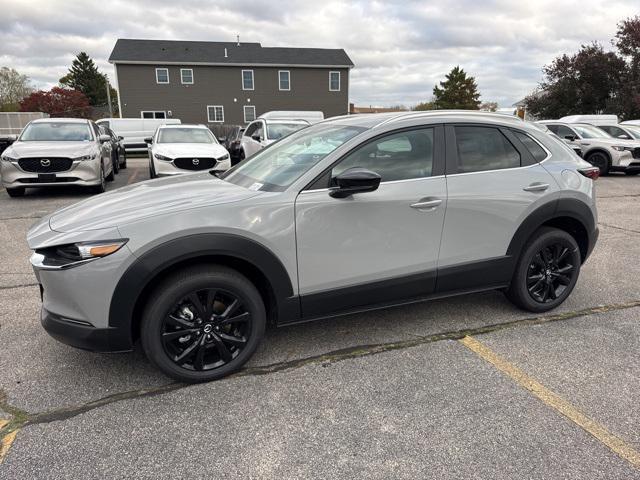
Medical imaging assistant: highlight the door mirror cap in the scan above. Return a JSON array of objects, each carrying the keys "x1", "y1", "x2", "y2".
[
  {"x1": 329, "y1": 167, "x2": 381, "y2": 198},
  {"x1": 144, "y1": 137, "x2": 153, "y2": 144},
  {"x1": 251, "y1": 134, "x2": 262, "y2": 142},
  {"x1": 99, "y1": 134, "x2": 111, "y2": 143}
]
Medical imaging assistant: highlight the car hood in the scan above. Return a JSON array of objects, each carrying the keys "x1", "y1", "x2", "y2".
[
  {"x1": 5, "y1": 141, "x2": 98, "y2": 158},
  {"x1": 152, "y1": 143, "x2": 228, "y2": 158},
  {"x1": 49, "y1": 173, "x2": 261, "y2": 233}
]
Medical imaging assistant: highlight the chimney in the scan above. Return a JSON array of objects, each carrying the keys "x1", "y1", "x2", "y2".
[{"x1": 236, "y1": 35, "x2": 240, "y2": 46}]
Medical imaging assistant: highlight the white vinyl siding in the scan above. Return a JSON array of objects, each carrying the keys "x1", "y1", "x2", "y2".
[
  {"x1": 180, "y1": 68, "x2": 194, "y2": 84},
  {"x1": 329, "y1": 71, "x2": 340, "y2": 91},
  {"x1": 242, "y1": 70, "x2": 254, "y2": 90},
  {"x1": 279, "y1": 70, "x2": 290, "y2": 91},
  {"x1": 155, "y1": 68, "x2": 169, "y2": 84},
  {"x1": 244, "y1": 106, "x2": 256, "y2": 123},
  {"x1": 207, "y1": 105, "x2": 224, "y2": 123}
]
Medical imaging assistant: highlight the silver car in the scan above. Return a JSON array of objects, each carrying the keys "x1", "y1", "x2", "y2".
[
  {"x1": 1, "y1": 118, "x2": 115, "y2": 196},
  {"x1": 147, "y1": 124, "x2": 230, "y2": 178},
  {"x1": 28, "y1": 111, "x2": 599, "y2": 382}
]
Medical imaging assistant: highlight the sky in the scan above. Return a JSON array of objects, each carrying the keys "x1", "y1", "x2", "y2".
[{"x1": 0, "y1": 0, "x2": 637, "y2": 108}]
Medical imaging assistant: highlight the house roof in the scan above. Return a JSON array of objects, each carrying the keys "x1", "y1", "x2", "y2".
[{"x1": 108, "y1": 39, "x2": 354, "y2": 68}]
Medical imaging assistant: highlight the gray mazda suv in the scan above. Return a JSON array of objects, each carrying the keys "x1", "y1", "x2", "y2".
[{"x1": 27, "y1": 111, "x2": 599, "y2": 382}]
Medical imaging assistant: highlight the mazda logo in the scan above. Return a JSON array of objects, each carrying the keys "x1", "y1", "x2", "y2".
[
  {"x1": 192, "y1": 158, "x2": 200, "y2": 166},
  {"x1": 40, "y1": 159, "x2": 51, "y2": 167}
]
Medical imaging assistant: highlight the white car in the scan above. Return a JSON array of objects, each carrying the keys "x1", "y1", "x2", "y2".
[
  {"x1": 597, "y1": 124, "x2": 640, "y2": 141},
  {"x1": 538, "y1": 121, "x2": 640, "y2": 175},
  {"x1": 146, "y1": 124, "x2": 230, "y2": 178},
  {"x1": 240, "y1": 118, "x2": 310, "y2": 159}
]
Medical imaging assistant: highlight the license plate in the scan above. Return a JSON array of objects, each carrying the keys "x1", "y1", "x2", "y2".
[{"x1": 38, "y1": 173, "x2": 56, "y2": 182}]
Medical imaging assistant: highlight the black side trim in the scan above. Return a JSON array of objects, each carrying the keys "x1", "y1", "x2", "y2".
[
  {"x1": 108, "y1": 234, "x2": 298, "y2": 344},
  {"x1": 435, "y1": 256, "x2": 513, "y2": 293},
  {"x1": 298, "y1": 270, "x2": 436, "y2": 322}
]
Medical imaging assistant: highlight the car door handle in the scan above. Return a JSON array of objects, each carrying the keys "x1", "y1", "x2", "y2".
[
  {"x1": 523, "y1": 183, "x2": 549, "y2": 192},
  {"x1": 410, "y1": 199, "x2": 442, "y2": 210}
]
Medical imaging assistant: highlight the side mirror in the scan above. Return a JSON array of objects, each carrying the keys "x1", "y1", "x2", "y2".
[
  {"x1": 218, "y1": 136, "x2": 227, "y2": 143},
  {"x1": 330, "y1": 167, "x2": 381, "y2": 198},
  {"x1": 618, "y1": 134, "x2": 630, "y2": 139},
  {"x1": 564, "y1": 135, "x2": 577, "y2": 141},
  {"x1": 118, "y1": 136, "x2": 124, "y2": 141},
  {"x1": 99, "y1": 134, "x2": 111, "y2": 143},
  {"x1": 144, "y1": 137, "x2": 153, "y2": 144},
  {"x1": 252, "y1": 134, "x2": 262, "y2": 142}
]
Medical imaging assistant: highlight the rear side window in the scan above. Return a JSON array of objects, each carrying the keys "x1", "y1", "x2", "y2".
[
  {"x1": 512, "y1": 131, "x2": 548, "y2": 162},
  {"x1": 454, "y1": 126, "x2": 520, "y2": 173},
  {"x1": 332, "y1": 128, "x2": 434, "y2": 182}
]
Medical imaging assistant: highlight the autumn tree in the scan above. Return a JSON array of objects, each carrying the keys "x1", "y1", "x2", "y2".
[
  {"x1": 59, "y1": 52, "x2": 118, "y2": 113},
  {"x1": 19, "y1": 87, "x2": 91, "y2": 118},
  {"x1": 432, "y1": 66, "x2": 481, "y2": 110},
  {"x1": 0, "y1": 67, "x2": 32, "y2": 111}
]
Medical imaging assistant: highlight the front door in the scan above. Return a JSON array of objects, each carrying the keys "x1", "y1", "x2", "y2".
[{"x1": 295, "y1": 126, "x2": 447, "y2": 319}]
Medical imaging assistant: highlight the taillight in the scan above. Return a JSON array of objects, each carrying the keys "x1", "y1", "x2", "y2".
[{"x1": 578, "y1": 167, "x2": 600, "y2": 180}]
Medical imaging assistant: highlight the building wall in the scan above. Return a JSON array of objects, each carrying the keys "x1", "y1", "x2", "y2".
[{"x1": 115, "y1": 64, "x2": 350, "y2": 126}]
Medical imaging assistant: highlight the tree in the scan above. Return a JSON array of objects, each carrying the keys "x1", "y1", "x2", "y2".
[
  {"x1": 479, "y1": 101, "x2": 498, "y2": 112},
  {"x1": 413, "y1": 101, "x2": 435, "y2": 111},
  {"x1": 19, "y1": 87, "x2": 91, "y2": 118},
  {"x1": 432, "y1": 66, "x2": 481, "y2": 110},
  {"x1": 0, "y1": 67, "x2": 32, "y2": 111},
  {"x1": 59, "y1": 52, "x2": 118, "y2": 113},
  {"x1": 525, "y1": 42, "x2": 626, "y2": 119},
  {"x1": 615, "y1": 16, "x2": 640, "y2": 119}
]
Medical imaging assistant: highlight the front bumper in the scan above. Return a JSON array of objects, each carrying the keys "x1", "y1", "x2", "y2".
[
  {"x1": 153, "y1": 157, "x2": 231, "y2": 176},
  {"x1": 1, "y1": 158, "x2": 102, "y2": 188}
]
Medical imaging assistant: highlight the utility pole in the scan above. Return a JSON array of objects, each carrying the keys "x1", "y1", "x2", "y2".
[{"x1": 105, "y1": 75, "x2": 113, "y2": 117}]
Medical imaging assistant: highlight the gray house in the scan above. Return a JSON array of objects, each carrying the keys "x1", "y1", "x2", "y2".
[{"x1": 108, "y1": 39, "x2": 354, "y2": 127}]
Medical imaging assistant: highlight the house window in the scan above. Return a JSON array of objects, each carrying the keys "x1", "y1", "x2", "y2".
[
  {"x1": 329, "y1": 71, "x2": 340, "y2": 91},
  {"x1": 242, "y1": 70, "x2": 254, "y2": 90},
  {"x1": 207, "y1": 105, "x2": 224, "y2": 123},
  {"x1": 279, "y1": 70, "x2": 290, "y2": 91},
  {"x1": 141, "y1": 111, "x2": 166, "y2": 119},
  {"x1": 244, "y1": 105, "x2": 256, "y2": 123},
  {"x1": 156, "y1": 68, "x2": 169, "y2": 84},
  {"x1": 180, "y1": 69, "x2": 194, "y2": 84}
]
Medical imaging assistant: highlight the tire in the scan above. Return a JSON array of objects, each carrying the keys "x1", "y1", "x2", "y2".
[
  {"x1": 121, "y1": 151, "x2": 127, "y2": 169},
  {"x1": 586, "y1": 151, "x2": 610, "y2": 175},
  {"x1": 505, "y1": 227, "x2": 581, "y2": 313},
  {"x1": 6, "y1": 187, "x2": 25, "y2": 197},
  {"x1": 149, "y1": 159, "x2": 157, "y2": 179},
  {"x1": 141, "y1": 265, "x2": 266, "y2": 383},
  {"x1": 90, "y1": 166, "x2": 106, "y2": 194},
  {"x1": 112, "y1": 153, "x2": 120, "y2": 175},
  {"x1": 105, "y1": 162, "x2": 115, "y2": 182}
]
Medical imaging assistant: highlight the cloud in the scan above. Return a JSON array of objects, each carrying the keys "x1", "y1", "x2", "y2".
[{"x1": 0, "y1": 0, "x2": 637, "y2": 107}]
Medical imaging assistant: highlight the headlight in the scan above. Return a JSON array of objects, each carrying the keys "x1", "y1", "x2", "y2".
[
  {"x1": 217, "y1": 153, "x2": 230, "y2": 161},
  {"x1": 154, "y1": 153, "x2": 172, "y2": 161},
  {"x1": 33, "y1": 240, "x2": 128, "y2": 269},
  {"x1": 1, "y1": 154, "x2": 17, "y2": 162},
  {"x1": 612, "y1": 146, "x2": 632, "y2": 152},
  {"x1": 73, "y1": 153, "x2": 97, "y2": 161}
]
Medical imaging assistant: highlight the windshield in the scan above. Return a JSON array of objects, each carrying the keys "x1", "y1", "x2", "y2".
[
  {"x1": 573, "y1": 125, "x2": 612, "y2": 139},
  {"x1": 221, "y1": 123, "x2": 366, "y2": 191},
  {"x1": 624, "y1": 125, "x2": 640, "y2": 140},
  {"x1": 19, "y1": 122, "x2": 93, "y2": 142},
  {"x1": 267, "y1": 123, "x2": 306, "y2": 141},
  {"x1": 157, "y1": 128, "x2": 216, "y2": 144}
]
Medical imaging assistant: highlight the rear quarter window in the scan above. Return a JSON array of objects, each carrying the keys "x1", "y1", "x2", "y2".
[{"x1": 512, "y1": 130, "x2": 548, "y2": 162}]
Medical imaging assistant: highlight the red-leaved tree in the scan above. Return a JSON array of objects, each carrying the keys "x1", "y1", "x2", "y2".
[{"x1": 19, "y1": 87, "x2": 91, "y2": 118}]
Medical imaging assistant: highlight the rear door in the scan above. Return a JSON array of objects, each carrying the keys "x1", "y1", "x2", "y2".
[
  {"x1": 295, "y1": 126, "x2": 448, "y2": 319},
  {"x1": 437, "y1": 124, "x2": 559, "y2": 292}
]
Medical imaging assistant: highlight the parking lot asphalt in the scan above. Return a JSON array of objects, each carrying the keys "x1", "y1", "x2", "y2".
[{"x1": 1, "y1": 158, "x2": 639, "y2": 478}]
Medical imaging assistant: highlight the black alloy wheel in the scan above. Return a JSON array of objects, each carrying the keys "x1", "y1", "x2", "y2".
[
  {"x1": 587, "y1": 151, "x2": 610, "y2": 175},
  {"x1": 161, "y1": 288, "x2": 251, "y2": 372},
  {"x1": 526, "y1": 243, "x2": 575, "y2": 303}
]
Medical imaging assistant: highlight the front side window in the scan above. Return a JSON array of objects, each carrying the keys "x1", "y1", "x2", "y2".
[
  {"x1": 244, "y1": 106, "x2": 256, "y2": 123},
  {"x1": 242, "y1": 70, "x2": 254, "y2": 90},
  {"x1": 329, "y1": 71, "x2": 340, "y2": 91},
  {"x1": 512, "y1": 130, "x2": 548, "y2": 162},
  {"x1": 572, "y1": 124, "x2": 611, "y2": 139},
  {"x1": 222, "y1": 123, "x2": 366, "y2": 191},
  {"x1": 156, "y1": 68, "x2": 169, "y2": 84},
  {"x1": 332, "y1": 128, "x2": 434, "y2": 182},
  {"x1": 455, "y1": 126, "x2": 520, "y2": 173},
  {"x1": 207, "y1": 105, "x2": 224, "y2": 123},
  {"x1": 279, "y1": 71, "x2": 290, "y2": 91},
  {"x1": 266, "y1": 123, "x2": 306, "y2": 141},
  {"x1": 19, "y1": 122, "x2": 93, "y2": 142},
  {"x1": 157, "y1": 128, "x2": 215, "y2": 144},
  {"x1": 181, "y1": 69, "x2": 194, "y2": 84},
  {"x1": 548, "y1": 124, "x2": 577, "y2": 140}
]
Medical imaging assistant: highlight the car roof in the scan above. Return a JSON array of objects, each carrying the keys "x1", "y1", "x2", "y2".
[
  {"x1": 31, "y1": 118, "x2": 90, "y2": 124},
  {"x1": 158, "y1": 124, "x2": 208, "y2": 129}
]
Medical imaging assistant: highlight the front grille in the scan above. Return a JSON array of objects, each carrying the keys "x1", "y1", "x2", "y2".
[
  {"x1": 18, "y1": 157, "x2": 73, "y2": 173},
  {"x1": 18, "y1": 177, "x2": 79, "y2": 183},
  {"x1": 173, "y1": 157, "x2": 217, "y2": 171},
  {"x1": 632, "y1": 147, "x2": 640, "y2": 160}
]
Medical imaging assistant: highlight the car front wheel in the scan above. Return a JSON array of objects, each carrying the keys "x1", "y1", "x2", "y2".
[
  {"x1": 506, "y1": 227, "x2": 581, "y2": 313},
  {"x1": 141, "y1": 265, "x2": 266, "y2": 383}
]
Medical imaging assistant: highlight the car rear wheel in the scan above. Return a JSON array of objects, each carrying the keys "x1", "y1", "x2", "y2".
[
  {"x1": 6, "y1": 187, "x2": 25, "y2": 197},
  {"x1": 141, "y1": 265, "x2": 266, "y2": 383},
  {"x1": 505, "y1": 227, "x2": 581, "y2": 313},
  {"x1": 586, "y1": 151, "x2": 610, "y2": 175}
]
